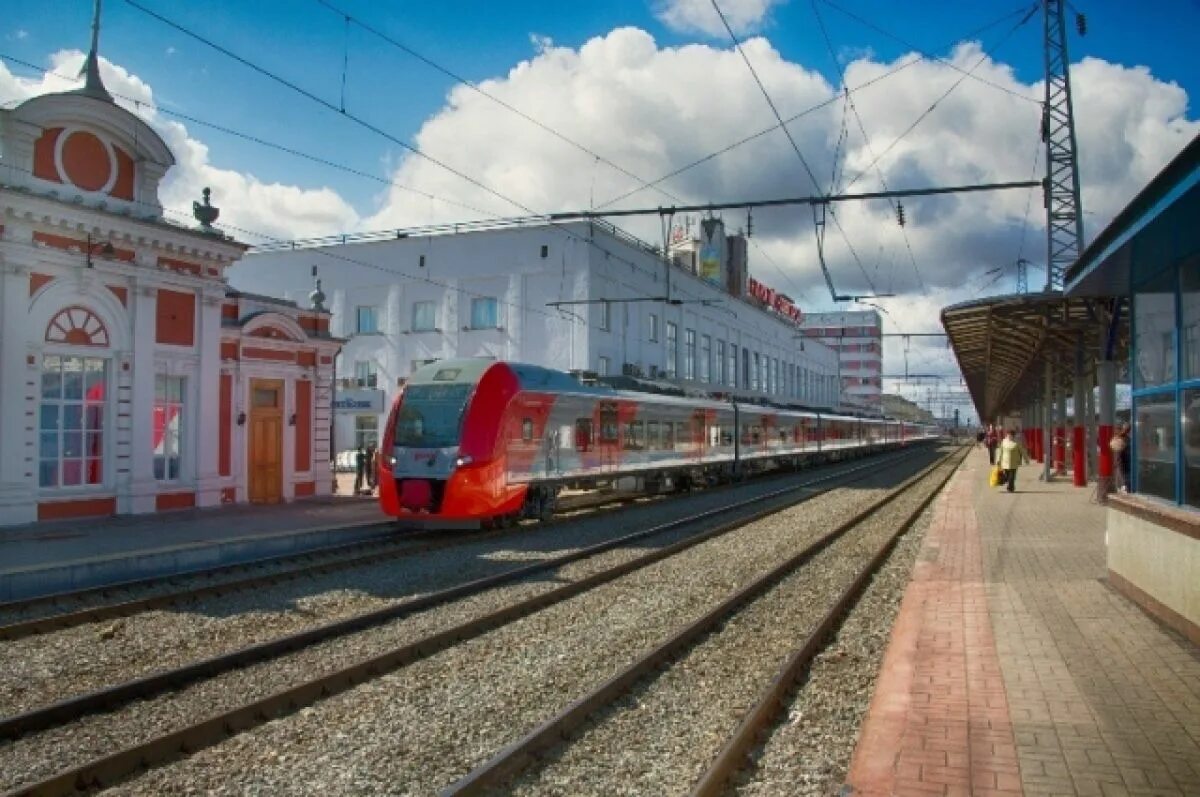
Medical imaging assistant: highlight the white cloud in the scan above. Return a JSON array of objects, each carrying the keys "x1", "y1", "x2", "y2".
[
  {"x1": 655, "y1": 0, "x2": 786, "y2": 37},
  {"x1": 0, "y1": 50, "x2": 359, "y2": 242},
  {"x1": 15, "y1": 29, "x2": 29, "y2": 40}
]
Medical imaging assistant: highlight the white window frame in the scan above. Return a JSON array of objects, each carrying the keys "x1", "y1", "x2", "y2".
[
  {"x1": 597, "y1": 355, "x2": 610, "y2": 376},
  {"x1": 470, "y1": 297, "x2": 499, "y2": 329},
  {"x1": 648, "y1": 313, "x2": 659, "y2": 342},
  {"x1": 356, "y1": 305, "x2": 379, "y2": 335},
  {"x1": 666, "y1": 321, "x2": 678, "y2": 379},
  {"x1": 700, "y1": 334, "x2": 711, "y2": 383},
  {"x1": 716, "y1": 339, "x2": 726, "y2": 386},
  {"x1": 598, "y1": 301, "x2": 611, "y2": 332},
  {"x1": 354, "y1": 360, "x2": 378, "y2": 388},
  {"x1": 411, "y1": 300, "x2": 436, "y2": 332},
  {"x1": 39, "y1": 354, "x2": 108, "y2": 490},
  {"x1": 684, "y1": 328, "x2": 696, "y2": 381},
  {"x1": 154, "y1": 374, "x2": 186, "y2": 482}
]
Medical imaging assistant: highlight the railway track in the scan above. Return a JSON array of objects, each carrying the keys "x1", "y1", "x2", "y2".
[
  {"x1": 441, "y1": 447, "x2": 966, "y2": 795},
  {"x1": 0, "y1": 489, "x2": 672, "y2": 638},
  {"x1": 0, "y1": 449, "x2": 900, "y2": 640},
  {"x1": 0, "y1": 445, "x2": 940, "y2": 797}
]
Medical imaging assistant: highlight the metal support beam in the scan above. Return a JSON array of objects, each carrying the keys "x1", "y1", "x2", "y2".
[{"x1": 1043, "y1": 0, "x2": 1085, "y2": 290}]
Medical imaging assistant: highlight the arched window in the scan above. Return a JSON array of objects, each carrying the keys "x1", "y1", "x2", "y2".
[{"x1": 45, "y1": 306, "x2": 109, "y2": 347}]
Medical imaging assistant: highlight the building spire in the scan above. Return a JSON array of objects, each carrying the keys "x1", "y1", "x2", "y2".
[{"x1": 77, "y1": 0, "x2": 113, "y2": 101}]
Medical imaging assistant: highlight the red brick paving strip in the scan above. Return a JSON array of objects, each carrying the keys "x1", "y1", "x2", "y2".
[{"x1": 846, "y1": 458, "x2": 1023, "y2": 796}]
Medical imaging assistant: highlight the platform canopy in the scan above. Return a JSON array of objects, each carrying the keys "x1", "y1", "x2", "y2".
[{"x1": 941, "y1": 292, "x2": 1128, "y2": 422}]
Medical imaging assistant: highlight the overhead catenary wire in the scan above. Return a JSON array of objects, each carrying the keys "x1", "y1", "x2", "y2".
[
  {"x1": 312, "y1": 0, "x2": 687, "y2": 206},
  {"x1": 840, "y1": 3, "x2": 1041, "y2": 192},
  {"x1": 593, "y1": 2, "x2": 1033, "y2": 210},
  {"x1": 708, "y1": 0, "x2": 877, "y2": 297},
  {"x1": 810, "y1": 0, "x2": 927, "y2": 296},
  {"x1": 817, "y1": 0, "x2": 1043, "y2": 107},
  {"x1": 0, "y1": 52, "x2": 499, "y2": 221},
  {"x1": 116, "y1": 0, "x2": 762, "y2": 327}
]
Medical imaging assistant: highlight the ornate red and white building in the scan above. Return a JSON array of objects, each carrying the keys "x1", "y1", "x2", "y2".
[{"x1": 0, "y1": 43, "x2": 339, "y2": 525}]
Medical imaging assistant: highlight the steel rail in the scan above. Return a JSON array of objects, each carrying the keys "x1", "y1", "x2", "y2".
[
  {"x1": 689, "y1": 447, "x2": 969, "y2": 796},
  {"x1": 0, "y1": 446, "x2": 926, "y2": 757},
  {"x1": 440, "y1": 447, "x2": 964, "y2": 796},
  {"x1": 0, "y1": 490, "x2": 654, "y2": 641},
  {"x1": 0, "y1": 447, "x2": 938, "y2": 797}
]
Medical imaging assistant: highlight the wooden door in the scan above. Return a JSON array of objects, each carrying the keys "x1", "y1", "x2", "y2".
[{"x1": 248, "y1": 380, "x2": 283, "y2": 503}]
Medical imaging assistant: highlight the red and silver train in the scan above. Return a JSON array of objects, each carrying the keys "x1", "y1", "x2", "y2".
[{"x1": 379, "y1": 359, "x2": 939, "y2": 525}]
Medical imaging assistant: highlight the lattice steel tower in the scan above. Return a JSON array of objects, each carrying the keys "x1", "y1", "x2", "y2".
[{"x1": 1042, "y1": 0, "x2": 1085, "y2": 291}]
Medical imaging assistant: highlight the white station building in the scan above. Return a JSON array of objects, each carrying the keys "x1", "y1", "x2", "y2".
[{"x1": 240, "y1": 218, "x2": 842, "y2": 455}]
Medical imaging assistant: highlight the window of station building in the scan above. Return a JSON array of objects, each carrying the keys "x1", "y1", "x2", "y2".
[
  {"x1": 470, "y1": 297, "x2": 499, "y2": 329},
  {"x1": 354, "y1": 415, "x2": 378, "y2": 449},
  {"x1": 40, "y1": 355, "x2": 106, "y2": 488},
  {"x1": 700, "y1": 335, "x2": 711, "y2": 383},
  {"x1": 752, "y1": 352, "x2": 761, "y2": 392},
  {"x1": 354, "y1": 360, "x2": 378, "y2": 388},
  {"x1": 729, "y1": 345, "x2": 738, "y2": 389},
  {"x1": 1183, "y1": 260, "x2": 1199, "y2": 380},
  {"x1": 666, "y1": 322, "x2": 678, "y2": 378},
  {"x1": 597, "y1": 355, "x2": 610, "y2": 376},
  {"x1": 1184, "y1": 388, "x2": 1200, "y2": 509},
  {"x1": 742, "y1": 347, "x2": 750, "y2": 390},
  {"x1": 411, "y1": 301, "x2": 436, "y2": 332},
  {"x1": 356, "y1": 306, "x2": 379, "y2": 335},
  {"x1": 684, "y1": 329, "x2": 696, "y2": 381},
  {"x1": 1135, "y1": 394, "x2": 1177, "y2": 503},
  {"x1": 648, "y1": 313, "x2": 659, "y2": 342},
  {"x1": 1133, "y1": 268, "x2": 1177, "y2": 389},
  {"x1": 153, "y1": 375, "x2": 185, "y2": 481},
  {"x1": 716, "y1": 340, "x2": 726, "y2": 386}
]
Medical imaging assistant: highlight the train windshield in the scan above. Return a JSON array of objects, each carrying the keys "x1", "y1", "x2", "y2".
[{"x1": 394, "y1": 383, "x2": 472, "y2": 448}]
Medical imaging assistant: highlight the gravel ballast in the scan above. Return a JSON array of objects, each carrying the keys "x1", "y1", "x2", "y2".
[
  {"x1": 500, "y1": 458, "x2": 953, "y2": 795},
  {"x1": 92, "y1": 450, "x2": 949, "y2": 796},
  {"x1": 0, "y1": 450, "x2": 944, "y2": 794},
  {"x1": 0, "y1": 452, "x2": 916, "y2": 718}
]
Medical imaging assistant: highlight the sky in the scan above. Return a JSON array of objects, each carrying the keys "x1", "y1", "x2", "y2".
[{"x1": 2, "y1": 0, "x2": 1198, "y2": 422}]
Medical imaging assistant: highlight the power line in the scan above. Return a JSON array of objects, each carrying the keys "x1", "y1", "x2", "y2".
[
  {"x1": 810, "y1": 0, "x2": 926, "y2": 295},
  {"x1": 709, "y1": 0, "x2": 876, "y2": 297},
  {"x1": 841, "y1": 4, "x2": 1040, "y2": 192},
  {"x1": 817, "y1": 0, "x2": 1043, "y2": 107},
  {"x1": 0, "y1": 52, "x2": 499, "y2": 221},
  {"x1": 312, "y1": 0, "x2": 686, "y2": 206},
  {"x1": 593, "y1": 2, "x2": 1033, "y2": 210}
]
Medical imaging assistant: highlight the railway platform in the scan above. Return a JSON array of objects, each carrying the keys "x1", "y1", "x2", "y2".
[
  {"x1": 846, "y1": 447, "x2": 1200, "y2": 796},
  {"x1": 0, "y1": 491, "x2": 388, "y2": 602}
]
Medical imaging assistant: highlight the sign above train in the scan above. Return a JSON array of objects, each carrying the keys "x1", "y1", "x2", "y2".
[{"x1": 747, "y1": 277, "x2": 803, "y2": 324}]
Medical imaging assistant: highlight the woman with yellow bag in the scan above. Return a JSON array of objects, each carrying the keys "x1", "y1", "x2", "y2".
[{"x1": 997, "y1": 428, "x2": 1028, "y2": 493}]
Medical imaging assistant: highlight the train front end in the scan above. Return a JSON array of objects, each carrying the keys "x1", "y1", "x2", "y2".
[{"x1": 378, "y1": 359, "x2": 524, "y2": 522}]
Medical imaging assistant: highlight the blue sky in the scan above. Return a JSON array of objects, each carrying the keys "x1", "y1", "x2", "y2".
[
  {"x1": 3, "y1": 1, "x2": 1197, "y2": 414},
  {"x1": 3, "y1": 0, "x2": 1197, "y2": 214}
]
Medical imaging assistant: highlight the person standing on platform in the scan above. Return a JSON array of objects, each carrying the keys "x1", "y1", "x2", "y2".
[
  {"x1": 984, "y1": 424, "x2": 999, "y2": 464},
  {"x1": 1111, "y1": 422, "x2": 1132, "y2": 492},
  {"x1": 997, "y1": 429, "x2": 1027, "y2": 493},
  {"x1": 366, "y1": 442, "x2": 378, "y2": 493},
  {"x1": 354, "y1": 445, "x2": 366, "y2": 495}
]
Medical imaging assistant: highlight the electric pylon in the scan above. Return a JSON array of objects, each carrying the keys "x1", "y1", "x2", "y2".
[{"x1": 1042, "y1": 0, "x2": 1085, "y2": 291}]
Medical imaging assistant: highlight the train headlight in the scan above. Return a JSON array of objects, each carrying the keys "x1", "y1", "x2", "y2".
[{"x1": 455, "y1": 455, "x2": 474, "y2": 468}]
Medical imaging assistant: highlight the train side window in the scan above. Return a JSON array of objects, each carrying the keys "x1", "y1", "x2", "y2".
[
  {"x1": 662, "y1": 422, "x2": 675, "y2": 450},
  {"x1": 624, "y1": 420, "x2": 644, "y2": 450},
  {"x1": 753, "y1": 425, "x2": 762, "y2": 444},
  {"x1": 575, "y1": 418, "x2": 592, "y2": 451},
  {"x1": 521, "y1": 418, "x2": 534, "y2": 442},
  {"x1": 720, "y1": 426, "x2": 733, "y2": 447},
  {"x1": 599, "y1": 403, "x2": 619, "y2": 443},
  {"x1": 678, "y1": 422, "x2": 691, "y2": 447},
  {"x1": 646, "y1": 421, "x2": 660, "y2": 450}
]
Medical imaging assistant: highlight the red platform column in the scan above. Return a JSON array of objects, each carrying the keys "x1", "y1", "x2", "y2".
[
  {"x1": 1097, "y1": 360, "x2": 1116, "y2": 485},
  {"x1": 1055, "y1": 384, "x2": 1067, "y2": 476}
]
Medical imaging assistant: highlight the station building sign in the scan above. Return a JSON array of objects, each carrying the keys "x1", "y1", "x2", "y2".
[
  {"x1": 333, "y1": 388, "x2": 384, "y2": 414},
  {"x1": 747, "y1": 277, "x2": 803, "y2": 324}
]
